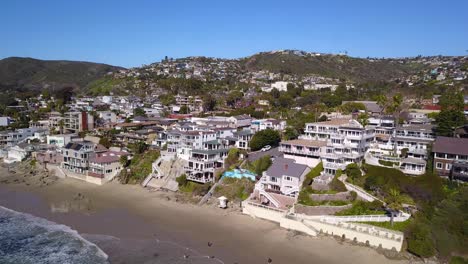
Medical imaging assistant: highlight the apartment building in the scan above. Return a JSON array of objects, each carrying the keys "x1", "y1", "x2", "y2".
[
  {"x1": 433, "y1": 137, "x2": 468, "y2": 182},
  {"x1": 394, "y1": 124, "x2": 435, "y2": 155},
  {"x1": 63, "y1": 111, "x2": 94, "y2": 133},
  {"x1": 174, "y1": 95, "x2": 203, "y2": 112},
  {"x1": 298, "y1": 119, "x2": 375, "y2": 175}
]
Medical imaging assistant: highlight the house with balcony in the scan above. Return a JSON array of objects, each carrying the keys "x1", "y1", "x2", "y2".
[
  {"x1": 227, "y1": 115, "x2": 252, "y2": 128},
  {"x1": 279, "y1": 139, "x2": 326, "y2": 167},
  {"x1": 233, "y1": 129, "x2": 254, "y2": 150},
  {"x1": 252, "y1": 157, "x2": 310, "y2": 209},
  {"x1": 393, "y1": 124, "x2": 435, "y2": 155},
  {"x1": 184, "y1": 140, "x2": 230, "y2": 183},
  {"x1": 87, "y1": 151, "x2": 129, "y2": 185},
  {"x1": 297, "y1": 119, "x2": 375, "y2": 175},
  {"x1": 0, "y1": 128, "x2": 40, "y2": 148},
  {"x1": 61, "y1": 141, "x2": 96, "y2": 175},
  {"x1": 433, "y1": 136, "x2": 468, "y2": 182},
  {"x1": 166, "y1": 129, "x2": 217, "y2": 160}
]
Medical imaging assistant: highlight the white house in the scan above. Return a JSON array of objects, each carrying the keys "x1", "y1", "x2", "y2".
[
  {"x1": 270, "y1": 81, "x2": 289, "y2": 92},
  {"x1": 253, "y1": 157, "x2": 310, "y2": 209}
]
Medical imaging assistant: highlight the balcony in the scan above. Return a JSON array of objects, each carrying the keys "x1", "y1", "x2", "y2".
[
  {"x1": 186, "y1": 175, "x2": 213, "y2": 184},
  {"x1": 323, "y1": 162, "x2": 346, "y2": 170},
  {"x1": 279, "y1": 147, "x2": 320, "y2": 156},
  {"x1": 184, "y1": 166, "x2": 214, "y2": 172}
]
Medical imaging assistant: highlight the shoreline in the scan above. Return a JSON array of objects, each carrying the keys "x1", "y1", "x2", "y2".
[{"x1": 0, "y1": 166, "x2": 410, "y2": 264}]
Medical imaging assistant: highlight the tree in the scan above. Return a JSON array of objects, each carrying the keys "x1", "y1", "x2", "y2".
[
  {"x1": 134, "y1": 107, "x2": 146, "y2": 117},
  {"x1": 345, "y1": 163, "x2": 362, "y2": 183},
  {"x1": 249, "y1": 129, "x2": 281, "y2": 151},
  {"x1": 129, "y1": 141, "x2": 148, "y2": 154},
  {"x1": 251, "y1": 155, "x2": 272, "y2": 175},
  {"x1": 202, "y1": 94, "x2": 217, "y2": 112},
  {"x1": 179, "y1": 105, "x2": 189, "y2": 114},
  {"x1": 318, "y1": 115, "x2": 328, "y2": 122},
  {"x1": 357, "y1": 113, "x2": 369, "y2": 127},
  {"x1": 436, "y1": 91, "x2": 466, "y2": 136},
  {"x1": 99, "y1": 137, "x2": 112, "y2": 148},
  {"x1": 283, "y1": 127, "x2": 299, "y2": 140},
  {"x1": 119, "y1": 155, "x2": 129, "y2": 168},
  {"x1": 376, "y1": 94, "x2": 387, "y2": 117},
  {"x1": 270, "y1": 88, "x2": 280, "y2": 99}
]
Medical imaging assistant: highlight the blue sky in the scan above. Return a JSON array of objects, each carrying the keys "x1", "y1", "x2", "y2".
[{"x1": 1, "y1": 0, "x2": 467, "y2": 67}]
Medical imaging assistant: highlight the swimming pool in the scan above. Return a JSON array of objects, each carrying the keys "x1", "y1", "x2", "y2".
[{"x1": 222, "y1": 169, "x2": 256, "y2": 181}]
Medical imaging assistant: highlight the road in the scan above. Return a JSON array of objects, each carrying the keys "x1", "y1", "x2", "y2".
[{"x1": 247, "y1": 147, "x2": 282, "y2": 162}]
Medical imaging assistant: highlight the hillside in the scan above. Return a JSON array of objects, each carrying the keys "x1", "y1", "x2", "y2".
[
  {"x1": 0, "y1": 57, "x2": 125, "y2": 92},
  {"x1": 240, "y1": 50, "x2": 426, "y2": 82}
]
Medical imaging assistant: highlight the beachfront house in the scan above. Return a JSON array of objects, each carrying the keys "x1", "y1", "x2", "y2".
[
  {"x1": 252, "y1": 157, "x2": 310, "y2": 209},
  {"x1": 0, "y1": 128, "x2": 41, "y2": 148},
  {"x1": 87, "y1": 151, "x2": 129, "y2": 185},
  {"x1": 184, "y1": 139, "x2": 230, "y2": 183},
  {"x1": 61, "y1": 141, "x2": 95, "y2": 175}
]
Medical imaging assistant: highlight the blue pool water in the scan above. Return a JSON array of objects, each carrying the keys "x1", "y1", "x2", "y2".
[{"x1": 222, "y1": 169, "x2": 256, "y2": 180}]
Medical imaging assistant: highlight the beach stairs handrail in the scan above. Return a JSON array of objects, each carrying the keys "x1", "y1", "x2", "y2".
[
  {"x1": 339, "y1": 176, "x2": 384, "y2": 204},
  {"x1": 141, "y1": 174, "x2": 153, "y2": 187},
  {"x1": 258, "y1": 189, "x2": 280, "y2": 208},
  {"x1": 282, "y1": 186, "x2": 299, "y2": 196},
  {"x1": 142, "y1": 156, "x2": 165, "y2": 187},
  {"x1": 319, "y1": 213, "x2": 410, "y2": 223}
]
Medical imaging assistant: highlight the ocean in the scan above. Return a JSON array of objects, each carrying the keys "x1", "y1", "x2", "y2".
[
  {"x1": 0, "y1": 206, "x2": 226, "y2": 264},
  {"x1": 0, "y1": 206, "x2": 109, "y2": 264}
]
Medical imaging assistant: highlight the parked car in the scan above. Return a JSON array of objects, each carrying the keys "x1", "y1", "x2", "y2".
[{"x1": 261, "y1": 145, "x2": 271, "y2": 152}]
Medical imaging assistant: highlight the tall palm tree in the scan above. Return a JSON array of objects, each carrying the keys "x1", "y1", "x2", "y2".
[{"x1": 387, "y1": 188, "x2": 403, "y2": 226}]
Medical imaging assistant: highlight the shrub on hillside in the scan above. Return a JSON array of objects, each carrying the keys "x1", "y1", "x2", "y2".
[
  {"x1": 302, "y1": 162, "x2": 323, "y2": 187},
  {"x1": 249, "y1": 129, "x2": 281, "y2": 151}
]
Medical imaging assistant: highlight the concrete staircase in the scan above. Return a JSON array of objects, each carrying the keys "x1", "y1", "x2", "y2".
[{"x1": 143, "y1": 156, "x2": 187, "y2": 191}]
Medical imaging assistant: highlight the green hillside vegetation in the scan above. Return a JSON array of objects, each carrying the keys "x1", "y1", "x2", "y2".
[
  {"x1": 241, "y1": 51, "x2": 426, "y2": 82},
  {"x1": 359, "y1": 164, "x2": 466, "y2": 259},
  {"x1": 0, "y1": 57, "x2": 124, "y2": 92}
]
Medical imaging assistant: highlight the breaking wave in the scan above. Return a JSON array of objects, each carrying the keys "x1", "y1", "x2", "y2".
[{"x1": 0, "y1": 206, "x2": 109, "y2": 264}]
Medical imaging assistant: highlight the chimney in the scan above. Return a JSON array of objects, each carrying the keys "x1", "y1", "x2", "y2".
[{"x1": 284, "y1": 163, "x2": 288, "y2": 171}]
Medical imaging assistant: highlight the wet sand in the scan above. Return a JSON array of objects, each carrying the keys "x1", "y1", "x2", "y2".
[{"x1": 0, "y1": 167, "x2": 410, "y2": 264}]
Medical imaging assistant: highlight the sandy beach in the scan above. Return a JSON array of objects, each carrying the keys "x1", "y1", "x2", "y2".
[{"x1": 0, "y1": 165, "x2": 411, "y2": 264}]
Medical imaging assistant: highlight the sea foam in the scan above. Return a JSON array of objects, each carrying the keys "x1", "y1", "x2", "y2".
[{"x1": 0, "y1": 206, "x2": 109, "y2": 264}]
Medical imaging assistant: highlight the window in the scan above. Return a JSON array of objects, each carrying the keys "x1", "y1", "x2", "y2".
[
  {"x1": 446, "y1": 163, "x2": 452, "y2": 170},
  {"x1": 285, "y1": 176, "x2": 292, "y2": 181},
  {"x1": 436, "y1": 162, "x2": 443, "y2": 169}
]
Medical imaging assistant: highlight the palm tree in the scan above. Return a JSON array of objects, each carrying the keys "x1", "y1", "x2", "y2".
[{"x1": 386, "y1": 188, "x2": 403, "y2": 226}]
